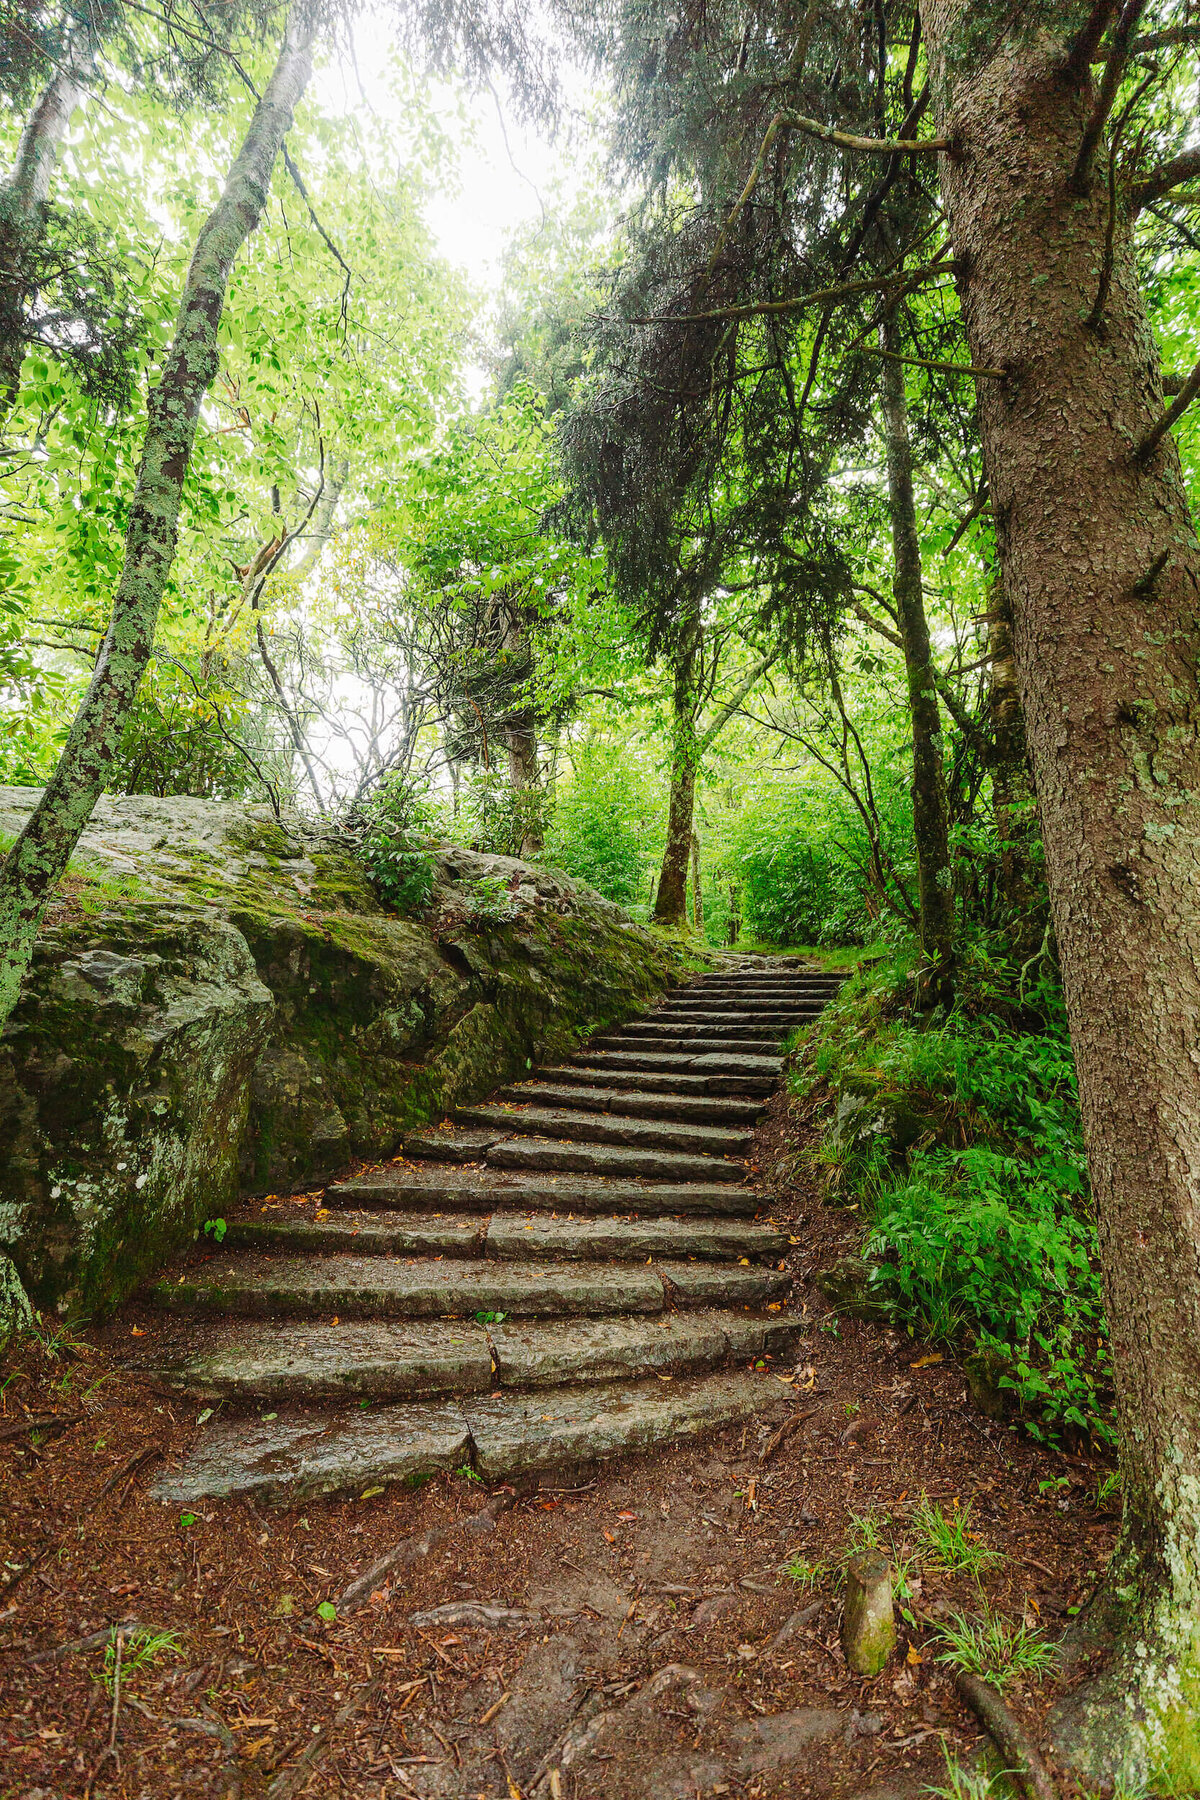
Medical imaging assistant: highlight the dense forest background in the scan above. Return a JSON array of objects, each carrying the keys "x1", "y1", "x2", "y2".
[{"x1": 5, "y1": 2, "x2": 1200, "y2": 1783}]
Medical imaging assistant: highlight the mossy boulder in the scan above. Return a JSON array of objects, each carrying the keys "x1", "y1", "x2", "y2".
[{"x1": 0, "y1": 790, "x2": 683, "y2": 1319}]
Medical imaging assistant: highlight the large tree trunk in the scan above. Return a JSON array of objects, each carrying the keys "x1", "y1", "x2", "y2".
[
  {"x1": 879, "y1": 318, "x2": 955, "y2": 1007},
  {"x1": 0, "y1": 4, "x2": 317, "y2": 1030},
  {"x1": 986, "y1": 588, "x2": 1040, "y2": 941},
  {"x1": 0, "y1": 32, "x2": 95, "y2": 418},
  {"x1": 922, "y1": 4, "x2": 1200, "y2": 1785},
  {"x1": 653, "y1": 608, "x2": 701, "y2": 928}
]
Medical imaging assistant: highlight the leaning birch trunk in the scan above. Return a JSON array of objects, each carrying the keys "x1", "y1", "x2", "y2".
[
  {"x1": 0, "y1": 31, "x2": 96, "y2": 416},
  {"x1": 879, "y1": 316, "x2": 955, "y2": 1007},
  {"x1": 921, "y1": 3, "x2": 1200, "y2": 1787},
  {"x1": 0, "y1": 3, "x2": 318, "y2": 1029}
]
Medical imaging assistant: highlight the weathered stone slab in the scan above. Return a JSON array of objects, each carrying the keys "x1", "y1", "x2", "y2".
[
  {"x1": 722, "y1": 1311, "x2": 808, "y2": 1360},
  {"x1": 142, "y1": 1317, "x2": 493, "y2": 1401},
  {"x1": 489, "y1": 1311, "x2": 732, "y2": 1386},
  {"x1": 152, "y1": 1253, "x2": 664, "y2": 1319},
  {"x1": 403, "y1": 1127, "x2": 504, "y2": 1162},
  {"x1": 494, "y1": 1082, "x2": 764, "y2": 1125},
  {"x1": 590, "y1": 1034, "x2": 779, "y2": 1054},
  {"x1": 658, "y1": 1261, "x2": 792, "y2": 1307},
  {"x1": 485, "y1": 1214, "x2": 785, "y2": 1263},
  {"x1": 622, "y1": 1020, "x2": 786, "y2": 1040},
  {"x1": 463, "y1": 1370, "x2": 788, "y2": 1477},
  {"x1": 485, "y1": 1135, "x2": 745, "y2": 1184},
  {"x1": 535, "y1": 1065, "x2": 774, "y2": 1098},
  {"x1": 689, "y1": 1053, "x2": 782, "y2": 1075},
  {"x1": 328, "y1": 1167, "x2": 759, "y2": 1216},
  {"x1": 457, "y1": 1104, "x2": 753, "y2": 1159},
  {"x1": 151, "y1": 1400, "x2": 473, "y2": 1505},
  {"x1": 223, "y1": 1211, "x2": 488, "y2": 1256}
]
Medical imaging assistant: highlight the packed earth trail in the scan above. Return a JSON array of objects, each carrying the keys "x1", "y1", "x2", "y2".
[
  {"x1": 1, "y1": 956, "x2": 1121, "y2": 1800},
  {"x1": 126, "y1": 959, "x2": 842, "y2": 1504}
]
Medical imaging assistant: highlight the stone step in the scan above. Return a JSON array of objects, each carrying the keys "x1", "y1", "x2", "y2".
[
  {"x1": 494, "y1": 1081, "x2": 764, "y2": 1125},
  {"x1": 618, "y1": 1029, "x2": 798, "y2": 1044},
  {"x1": 224, "y1": 1212, "x2": 490, "y2": 1256},
  {"x1": 486, "y1": 1134, "x2": 748, "y2": 1184},
  {"x1": 131, "y1": 1307, "x2": 804, "y2": 1404},
  {"x1": 454, "y1": 1103, "x2": 753, "y2": 1159},
  {"x1": 150, "y1": 1367, "x2": 792, "y2": 1504},
  {"x1": 588, "y1": 1035, "x2": 782, "y2": 1056},
  {"x1": 150, "y1": 1254, "x2": 787, "y2": 1321},
  {"x1": 328, "y1": 1166, "x2": 762, "y2": 1216},
  {"x1": 571, "y1": 1050, "x2": 781, "y2": 1079},
  {"x1": 485, "y1": 1212, "x2": 785, "y2": 1262},
  {"x1": 535, "y1": 1065, "x2": 774, "y2": 1099},
  {"x1": 656, "y1": 1001, "x2": 825, "y2": 1016},
  {"x1": 223, "y1": 1207, "x2": 783, "y2": 1263}
]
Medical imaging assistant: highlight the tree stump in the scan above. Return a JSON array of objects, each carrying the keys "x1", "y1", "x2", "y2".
[{"x1": 841, "y1": 1552, "x2": 895, "y2": 1675}]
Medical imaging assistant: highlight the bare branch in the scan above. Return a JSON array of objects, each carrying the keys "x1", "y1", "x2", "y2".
[
  {"x1": 860, "y1": 345, "x2": 1006, "y2": 380},
  {"x1": 1134, "y1": 350, "x2": 1200, "y2": 459},
  {"x1": 1133, "y1": 146, "x2": 1200, "y2": 211},
  {"x1": 773, "y1": 109, "x2": 949, "y2": 156},
  {"x1": 942, "y1": 483, "x2": 991, "y2": 555},
  {"x1": 622, "y1": 255, "x2": 957, "y2": 327},
  {"x1": 1067, "y1": 0, "x2": 1120, "y2": 77},
  {"x1": 1072, "y1": 0, "x2": 1150, "y2": 192}
]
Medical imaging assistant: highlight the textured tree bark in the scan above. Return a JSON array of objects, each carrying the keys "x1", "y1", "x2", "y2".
[
  {"x1": 0, "y1": 32, "x2": 95, "y2": 418},
  {"x1": 879, "y1": 319, "x2": 955, "y2": 1006},
  {"x1": 921, "y1": 4, "x2": 1200, "y2": 1785},
  {"x1": 0, "y1": 4, "x2": 318, "y2": 1029},
  {"x1": 653, "y1": 609, "x2": 700, "y2": 927},
  {"x1": 690, "y1": 829, "x2": 703, "y2": 932},
  {"x1": 986, "y1": 590, "x2": 1040, "y2": 939}
]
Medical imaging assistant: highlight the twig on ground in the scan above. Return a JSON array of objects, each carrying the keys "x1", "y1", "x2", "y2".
[
  {"x1": 760, "y1": 1405, "x2": 820, "y2": 1462},
  {"x1": 96, "y1": 1443, "x2": 161, "y2": 1499},
  {"x1": 25, "y1": 1617, "x2": 141, "y2": 1665},
  {"x1": 953, "y1": 1670, "x2": 1059, "y2": 1800},
  {"x1": 0, "y1": 1407, "x2": 85, "y2": 1443},
  {"x1": 337, "y1": 1490, "x2": 517, "y2": 1611}
]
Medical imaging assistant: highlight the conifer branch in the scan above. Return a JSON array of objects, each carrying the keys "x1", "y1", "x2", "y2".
[
  {"x1": 1134, "y1": 351, "x2": 1200, "y2": 459},
  {"x1": 1072, "y1": 0, "x2": 1150, "y2": 193},
  {"x1": 623, "y1": 257, "x2": 957, "y2": 327},
  {"x1": 772, "y1": 110, "x2": 949, "y2": 156},
  {"x1": 1132, "y1": 146, "x2": 1200, "y2": 211},
  {"x1": 860, "y1": 345, "x2": 1006, "y2": 380}
]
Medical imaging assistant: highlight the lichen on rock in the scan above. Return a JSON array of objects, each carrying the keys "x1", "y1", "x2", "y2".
[{"x1": 0, "y1": 789, "x2": 683, "y2": 1319}]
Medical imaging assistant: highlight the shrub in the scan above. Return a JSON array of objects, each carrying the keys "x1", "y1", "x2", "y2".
[
  {"x1": 802, "y1": 951, "x2": 1113, "y2": 1445},
  {"x1": 351, "y1": 776, "x2": 437, "y2": 914}
]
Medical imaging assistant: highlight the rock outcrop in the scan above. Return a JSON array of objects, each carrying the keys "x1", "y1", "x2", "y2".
[{"x1": 0, "y1": 790, "x2": 681, "y2": 1319}]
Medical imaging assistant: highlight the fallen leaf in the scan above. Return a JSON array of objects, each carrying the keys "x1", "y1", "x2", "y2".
[
  {"x1": 910, "y1": 1354, "x2": 943, "y2": 1369},
  {"x1": 130, "y1": 1326, "x2": 145, "y2": 1337},
  {"x1": 907, "y1": 1645, "x2": 923, "y2": 1665}
]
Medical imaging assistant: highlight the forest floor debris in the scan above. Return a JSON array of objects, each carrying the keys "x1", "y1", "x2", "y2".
[{"x1": 1, "y1": 1091, "x2": 1119, "y2": 1798}]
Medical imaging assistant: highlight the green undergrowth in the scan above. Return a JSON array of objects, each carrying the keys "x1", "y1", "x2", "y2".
[{"x1": 794, "y1": 944, "x2": 1113, "y2": 1447}]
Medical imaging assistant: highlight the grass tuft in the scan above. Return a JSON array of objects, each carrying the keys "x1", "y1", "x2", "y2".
[{"x1": 931, "y1": 1606, "x2": 1058, "y2": 1689}]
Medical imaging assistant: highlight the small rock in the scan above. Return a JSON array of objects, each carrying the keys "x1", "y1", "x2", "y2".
[
  {"x1": 814, "y1": 1257, "x2": 894, "y2": 1322},
  {"x1": 841, "y1": 1552, "x2": 896, "y2": 1676}
]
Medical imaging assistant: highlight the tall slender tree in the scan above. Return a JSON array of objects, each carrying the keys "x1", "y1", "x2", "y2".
[{"x1": 0, "y1": 0, "x2": 320, "y2": 1028}]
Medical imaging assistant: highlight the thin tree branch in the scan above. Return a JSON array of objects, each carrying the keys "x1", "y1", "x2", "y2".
[
  {"x1": 773, "y1": 110, "x2": 949, "y2": 155},
  {"x1": 1067, "y1": 0, "x2": 1120, "y2": 77},
  {"x1": 859, "y1": 345, "x2": 1006, "y2": 380},
  {"x1": 1135, "y1": 350, "x2": 1200, "y2": 458},
  {"x1": 1072, "y1": 0, "x2": 1150, "y2": 192},
  {"x1": 942, "y1": 483, "x2": 991, "y2": 555},
  {"x1": 1133, "y1": 146, "x2": 1200, "y2": 212},
  {"x1": 622, "y1": 256, "x2": 957, "y2": 327}
]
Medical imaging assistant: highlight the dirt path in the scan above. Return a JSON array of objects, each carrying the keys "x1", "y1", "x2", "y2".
[{"x1": 0, "y1": 1092, "x2": 1116, "y2": 1799}]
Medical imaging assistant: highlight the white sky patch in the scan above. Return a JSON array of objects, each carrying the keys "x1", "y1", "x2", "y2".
[{"x1": 315, "y1": 12, "x2": 601, "y2": 293}]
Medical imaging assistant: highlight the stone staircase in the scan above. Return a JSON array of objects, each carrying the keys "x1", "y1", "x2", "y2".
[{"x1": 134, "y1": 960, "x2": 844, "y2": 1507}]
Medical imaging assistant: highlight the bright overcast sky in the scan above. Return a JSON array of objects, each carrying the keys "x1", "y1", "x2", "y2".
[{"x1": 317, "y1": 12, "x2": 601, "y2": 292}]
